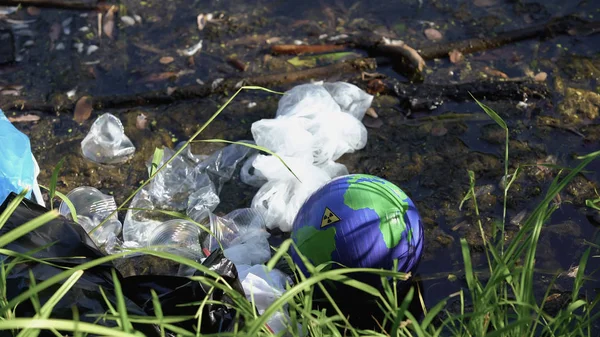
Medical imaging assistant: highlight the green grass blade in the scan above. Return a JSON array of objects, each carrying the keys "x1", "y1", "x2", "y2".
[
  {"x1": 39, "y1": 186, "x2": 77, "y2": 223},
  {"x1": 48, "y1": 158, "x2": 65, "y2": 210},
  {"x1": 0, "y1": 189, "x2": 28, "y2": 231},
  {"x1": 111, "y1": 269, "x2": 133, "y2": 333},
  {"x1": 18, "y1": 270, "x2": 84, "y2": 337},
  {"x1": 149, "y1": 147, "x2": 164, "y2": 177},
  {"x1": 0, "y1": 319, "x2": 144, "y2": 337},
  {"x1": 0, "y1": 210, "x2": 59, "y2": 248}
]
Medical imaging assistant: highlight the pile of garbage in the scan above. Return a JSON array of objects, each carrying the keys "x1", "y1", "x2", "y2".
[{"x1": 0, "y1": 81, "x2": 374, "y2": 335}]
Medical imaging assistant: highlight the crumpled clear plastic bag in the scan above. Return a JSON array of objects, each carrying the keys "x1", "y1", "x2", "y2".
[
  {"x1": 123, "y1": 143, "x2": 255, "y2": 245},
  {"x1": 81, "y1": 113, "x2": 136, "y2": 164},
  {"x1": 201, "y1": 208, "x2": 271, "y2": 266},
  {"x1": 236, "y1": 264, "x2": 302, "y2": 337},
  {"x1": 241, "y1": 82, "x2": 373, "y2": 232}
]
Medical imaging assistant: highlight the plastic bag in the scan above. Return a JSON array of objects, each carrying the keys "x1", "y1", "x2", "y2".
[
  {"x1": 0, "y1": 109, "x2": 36, "y2": 204},
  {"x1": 0, "y1": 192, "x2": 244, "y2": 336},
  {"x1": 236, "y1": 264, "x2": 300, "y2": 336},
  {"x1": 241, "y1": 82, "x2": 373, "y2": 232},
  {"x1": 201, "y1": 208, "x2": 272, "y2": 266},
  {"x1": 81, "y1": 113, "x2": 136, "y2": 164}
]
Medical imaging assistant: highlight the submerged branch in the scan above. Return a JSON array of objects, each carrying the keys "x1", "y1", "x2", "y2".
[{"x1": 1, "y1": 57, "x2": 377, "y2": 113}]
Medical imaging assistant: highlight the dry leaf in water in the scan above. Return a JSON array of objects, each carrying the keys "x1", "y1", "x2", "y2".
[
  {"x1": 424, "y1": 28, "x2": 443, "y2": 41},
  {"x1": 473, "y1": 0, "x2": 499, "y2": 7},
  {"x1": 483, "y1": 66, "x2": 508, "y2": 79},
  {"x1": 449, "y1": 49, "x2": 464, "y2": 63},
  {"x1": 534, "y1": 72, "x2": 547, "y2": 82},
  {"x1": 27, "y1": 6, "x2": 41, "y2": 16},
  {"x1": 74, "y1": 96, "x2": 93, "y2": 123},
  {"x1": 140, "y1": 72, "x2": 178, "y2": 83},
  {"x1": 8, "y1": 114, "x2": 40, "y2": 123},
  {"x1": 159, "y1": 56, "x2": 174, "y2": 64},
  {"x1": 103, "y1": 6, "x2": 116, "y2": 39},
  {"x1": 366, "y1": 107, "x2": 379, "y2": 118}
]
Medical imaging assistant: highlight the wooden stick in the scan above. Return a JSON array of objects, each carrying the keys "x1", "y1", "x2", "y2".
[
  {"x1": 0, "y1": 0, "x2": 107, "y2": 11},
  {"x1": 1, "y1": 57, "x2": 377, "y2": 113},
  {"x1": 271, "y1": 44, "x2": 345, "y2": 55}
]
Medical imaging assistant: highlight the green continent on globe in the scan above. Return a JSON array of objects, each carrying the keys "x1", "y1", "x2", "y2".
[
  {"x1": 344, "y1": 175, "x2": 409, "y2": 249},
  {"x1": 293, "y1": 226, "x2": 337, "y2": 270}
]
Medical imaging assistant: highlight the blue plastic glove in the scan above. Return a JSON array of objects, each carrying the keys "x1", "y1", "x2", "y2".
[{"x1": 0, "y1": 109, "x2": 35, "y2": 204}]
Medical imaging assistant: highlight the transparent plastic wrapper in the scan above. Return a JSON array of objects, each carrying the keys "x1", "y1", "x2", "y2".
[
  {"x1": 237, "y1": 264, "x2": 302, "y2": 337},
  {"x1": 201, "y1": 208, "x2": 271, "y2": 266},
  {"x1": 81, "y1": 113, "x2": 136, "y2": 164},
  {"x1": 242, "y1": 82, "x2": 373, "y2": 231},
  {"x1": 58, "y1": 186, "x2": 122, "y2": 247},
  {"x1": 123, "y1": 143, "x2": 255, "y2": 246},
  {"x1": 0, "y1": 109, "x2": 43, "y2": 206},
  {"x1": 250, "y1": 155, "x2": 331, "y2": 232}
]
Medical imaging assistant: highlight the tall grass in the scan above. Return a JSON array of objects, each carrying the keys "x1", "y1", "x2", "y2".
[{"x1": 0, "y1": 87, "x2": 598, "y2": 336}]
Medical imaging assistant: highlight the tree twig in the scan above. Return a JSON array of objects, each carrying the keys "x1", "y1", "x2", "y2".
[
  {"x1": 1, "y1": 57, "x2": 377, "y2": 113},
  {"x1": 0, "y1": 0, "x2": 108, "y2": 11}
]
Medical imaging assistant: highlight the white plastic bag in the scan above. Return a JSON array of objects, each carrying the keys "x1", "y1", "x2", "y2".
[{"x1": 242, "y1": 81, "x2": 373, "y2": 232}]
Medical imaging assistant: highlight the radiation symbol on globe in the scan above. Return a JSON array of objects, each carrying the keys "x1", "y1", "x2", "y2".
[{"x1": 290, "y1": 174, "x2": 424, "y2": 282}]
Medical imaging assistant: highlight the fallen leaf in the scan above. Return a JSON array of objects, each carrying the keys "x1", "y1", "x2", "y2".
[
  {"x1": 366, "y1": 107, "x2": 379, "y2": 118},
  {"x1": 8, "y1": 114, "x2": 40, "y2": 123},
  {"x1": 473, "y1": 0, "x2": 498, "y2": 7},
  {"x1": 483, "y1": 66, "x2": 508, "y2": 79},
  {"x1": 103, "y1": 6, "x2": 116, "y2": 39},
  {"x1": 159, "y1": 56, "x2": 174, "y2": 64},
  {"x1": 27, "y1": 6, "x2": 41, "y2": 16},
  {"x1": 140, "y1": 72, "x2": 178, "y2": 83},
  {"x1": 534, "y1": 72, "x2": 548, "y2": 82},
  {"x1": 424, "y1": 28, "x2": 443, "y2": 41},
  {"x1": 74, "y1": 96, "x2": 93, "y2": 123},
  {"x1": 431, "y1": 126, "x2": 448, "y2": 136},
  {"x1": 166, "y1": 87, "x2": 177, "y2": 95},
  {"x1": 449, "y1": 49, "x2": 464, "y2": 63},
  {"x1": 1, "y1": 89, "x2": 20, "y2": 96},
  {"x1": 121, "y1": 16, "x2": 135, "y2": 26}
]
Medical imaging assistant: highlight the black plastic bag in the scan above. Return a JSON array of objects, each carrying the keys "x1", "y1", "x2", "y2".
[{"x1": 0, "y1": 192, "x2": 244, "y2": 336}]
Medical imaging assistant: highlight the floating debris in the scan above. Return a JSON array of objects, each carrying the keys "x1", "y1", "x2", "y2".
[
  {"x1": 177, "y1": 40, "x2": 203, "y2": 57},
  {"x1": 534, "y1": 72, "x2": 548, "y2": 82},
  {"x1": 424, "y1": 28, "x2": 443, "y2": 41},
  {"x1": 73, "y1": 42, "x2": 84, "y2": 53},
  {"x1": 67, "y1": 88, "x2": 77, "y2": 99},
  {"x1": 449, "y1": 49, "x2": 464, "y2": 63},
  {"x1": 159, "y1": 56, "x2": 174, "y2": 64},
  {"x1": 121, "y1": 16, "x2": 136, "y2": 26},
  {"x1": 87, "y1": 45, "x2": 99, "y2": 55},
  {"x1": 136, "y1": 113, "x2": 148, "y2": 129},
  {"x1": 103, "y1": 6, "x2": 117, "y2": 39},
  {"x1": 74, "y1": 96, "x2": 93, "y2": 123},
  {"x1": 7, "y1": 114, "x2": 40, "y2": 123},
  {"x1": 197, "y1": 13, "x2": 213, "y2": 31},
  {"x1": 212, "y1": 78, "x2": 224, "y2": 90}
]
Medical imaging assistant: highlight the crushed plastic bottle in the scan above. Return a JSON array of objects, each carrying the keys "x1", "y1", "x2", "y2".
[
  {"x1": 0, "y1": 109, "x2": 44, "y2": 207},
  {"x1": 122, "y1": 142, "x2": 256, "y2": 245},
  {"x1": 241, "y1": 81, "x2": 373, "y2": 232},
  {"x1": 81, "y1": 113, "x2": 136, "y2": 164},
  {"x1": 58, "y1": 186, "x2": 122, "y2": 247}
]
